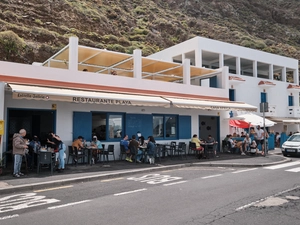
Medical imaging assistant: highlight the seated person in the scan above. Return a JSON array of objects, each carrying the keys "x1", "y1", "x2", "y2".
[
  {"x1": 240, "y1": 132, "x2": 246, "y2": 138},
  {"x1": 250, "y1": 140, "x2": 258, "y2": 154},
  {"x1": 72, "y1": 136, "x2": 84, "y2": 163},
  {"x1": 91, "y1": 135, "x2": 103, "y2": 163},
  {"x1": 129, "y1": 135, "x2": 143, "y2": 163},
  {"x1": 147, "y1": 136, "x2": 156, "y2": 164},
  {"x1": 191, "y1": 134, "x2": 205, "y2": 158},
  {"x1": 241, "y1": 134, "x2": 251, "y2": 155},
  {"x1": 206, "y1": 135, "x2": 217, "y2": 156},
  {"x1": 228, "y1": 135, "x2": 242, "y2": 153},
  {"x1": 120, "y1": 135, "x2": 132, "y2": 162}
]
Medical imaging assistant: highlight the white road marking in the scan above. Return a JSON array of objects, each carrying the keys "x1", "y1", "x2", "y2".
[
  {"x1": 34, "y1": 185, "x2": 73, "y2": 193},
  {"x1": 101, "y1": 177, "x2": 124, "y2": 182},
  {"x1": 0, "y1": 193, "x2": 60, "y2": 213},
  {"x1": 285, "y1": 167, "x2": 300, "y2": 172},
  {"x1": 232, "y1": 168, "x2": 258, "y2": 174},
  {"x1": 163, "y1": 181, "x2": 187, "y2": 186},
  {"x1": 264, "y1": 161, "x2": 300, "y2": 170},
  {"x1": 0, "y1": 214, "x2": 19, "y2": 220},
  {"x1": 127, "y1": 174, "x2": 182, "y2": 184},
  {"x1": 201, "y1": 174, "x2": 222, "y2": 179},
  {"x1": 236, "y1": 185, "x2": 300, "y2": 211},
  {"x1": 114, "y1": 188, "x2": 147, "y2": 196},
  {"x1": 48, "y1": 200, "x2": 91, "y2": 210}
]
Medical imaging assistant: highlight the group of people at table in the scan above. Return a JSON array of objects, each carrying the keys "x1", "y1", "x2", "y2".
[
  {"x1": 190, "y1": 134, "x2": 218, "y2": 159},
  {"x1": 224, "y1": 125, "x2": 268, "y2": 156}
]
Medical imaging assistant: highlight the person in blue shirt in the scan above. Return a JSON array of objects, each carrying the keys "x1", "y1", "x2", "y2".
[{"x1": 120, "y1": 135, "x2": 131, "y2": 162}]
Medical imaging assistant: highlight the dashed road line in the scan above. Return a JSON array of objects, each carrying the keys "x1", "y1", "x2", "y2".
[
  {"x1": 0, "y1": 214, "x2": 19, "y2": 220},
  {"x1": 48, "y1": 200, "x2": 91, "y2": 210},
  {"x1": 201, "y1": 174, "x2": 222, "y2": 179},
  {"x1": 163, "y1": 181, "x2": 187, "y2": 186},
  {"x1": 114, "y1": 188, "x2": 147, "y2": 196},
  {"x1": 101, "y1": 177, "x2": 124, "y2": 182},
  {"x1": 232, "y1": 168, "x2": 258, "y2": 174},
  {"x1": 34, "y1": 185, "x2": 73, "y2": 193},
  {"x1": 264, "y1": 161, "x2": 300, "y2": 170}
]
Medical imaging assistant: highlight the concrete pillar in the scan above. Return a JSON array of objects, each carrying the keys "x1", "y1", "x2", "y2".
[
  {"x1": 282, "y1": 67, "x2": 287, "y2": 82},
  {"x1": 293, "y1": 69, "x2": 298, "y2": 84},
  {"x1": 183, "y1": 59, "x2": 191, "y2": 85},
  {"x1": 68, "y1": 36, "x2": 79, "y2": 71},
  {"x1": 133, "y1": 49, "x2": 142, "y2": 79},
  {"x1": 217, "y1": 66, "x2": 229, "y2": 90},
  {"x1": 269, "y1": 64, "x2": 273, "y2": 80},
  {"x1": 195, "y1": 48, "x2": 202, "y2": 67},
  {"x1": 253, "y1": 60, "x2": 257, "y2": 77},
  {"x1": 219, "y1": 53, "x2": 224, "y2": 68},
  {"x1": 236, "y1": 57, "x2": 240, "y2": 75},
  {"x1": 0, "y1": 82, "x2": 5, "y2": 161}
]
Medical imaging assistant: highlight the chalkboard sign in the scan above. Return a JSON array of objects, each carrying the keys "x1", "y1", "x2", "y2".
[{"x1": 125, "y1": 114, "x2": 152, "y2": 138}]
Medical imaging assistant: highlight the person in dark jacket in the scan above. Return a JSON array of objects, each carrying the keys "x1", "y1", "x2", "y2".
[
  {"x1": 12, "y1": 129, "x2": 28, "y2": 177},
  {"x1": 147, "y1": 136, "x2": 156, "y2": 164}
]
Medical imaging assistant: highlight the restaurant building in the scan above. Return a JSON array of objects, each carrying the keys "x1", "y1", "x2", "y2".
[{"x1": 0, "y1": 36, "x2": 297, "y2": 160}]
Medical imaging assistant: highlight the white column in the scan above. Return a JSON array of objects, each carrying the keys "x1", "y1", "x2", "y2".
[
  {"x1": 217, "y1": 66, "x2": 229, "y2": 89},
  {"x1": 293, "y1": 69, "x2": 298, "y2": 84},
  {"x1": 236, "y1": 57, "x2": 240, "y2": 75},
  {"x1": 269, "y1": 64, "x2": 273, "y2": 80},
  {"x1": 282, "y1": 67, "x2": 287, "y2": 82},
  {"x1": 0, "y1": 82, "x2": 5, "y2": 161},
  {"x1": 133, "y1": 49, "x2": 142, "y2": 79},
  {"x1": 219, "y1": 53, "x2": 224, "y2": 68},
  {"x1": 182, "y1": 53, "x2": 185, "y2": 63},
  {"x1": 253, "y1": 60, "x2": 257, "y2": 77},
  {"x1": 195, "y1": 48, "x2": 202, "y2": 67},
  {"x1": 183, "y1": 59, "x2": 191, "y2": 85},
  {"x1": 68, "y1": 36, "x2": 79, "y2": 71}
]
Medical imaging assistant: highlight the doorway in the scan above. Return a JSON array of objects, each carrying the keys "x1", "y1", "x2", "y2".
[
  {"x1": 199, "y1": 115, "x2": 220, "y2": 151},
  {"x1": 7, "y1": 108, "x2": 56, "y2": 151}
]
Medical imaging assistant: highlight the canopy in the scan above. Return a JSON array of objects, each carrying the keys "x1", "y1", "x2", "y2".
[
  {"x1": 229, "y1": 113, "x2": 276, "y2": 127},
  {"x1": 229, "y1": 120, "x2": 250, "y2": 128}
]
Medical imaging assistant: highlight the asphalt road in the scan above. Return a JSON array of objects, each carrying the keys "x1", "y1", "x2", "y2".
[{"x1": 1, "y1": 160, "x2": 300, "y2": 225}]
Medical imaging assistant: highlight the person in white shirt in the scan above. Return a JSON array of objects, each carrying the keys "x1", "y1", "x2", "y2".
[
  {"x1": 255, "y1": 125, "x2": 265, "y2": 155},
  {"x1": 241, "y1": 134, "x2": 251, "y2": 155}
]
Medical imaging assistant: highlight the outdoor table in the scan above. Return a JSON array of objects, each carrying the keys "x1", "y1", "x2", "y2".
[{"x1": 83, "y1": 147, "x2": 101, "y2": 166}]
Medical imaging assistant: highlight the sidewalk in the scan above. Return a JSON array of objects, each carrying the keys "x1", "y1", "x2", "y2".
[{"x1": 0, "y1": 148, "x2": 289, "y2": 194}]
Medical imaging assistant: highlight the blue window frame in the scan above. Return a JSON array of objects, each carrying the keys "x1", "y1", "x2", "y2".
[
  {"x1": 229, "y1": 89, "x2": 235, "y2": 101},
  {"x1": 261, "y1": 92, "x2": 267, "y2": 103},
  {"x1": 153, "y1": 114, "x2": 178, "y2": 139},
  {"x1": 92, "y1": 112, "x2": 125, "y2": 141},
  {"x1": 288, "y1": 95, "x2": 294, "y2": 106}
]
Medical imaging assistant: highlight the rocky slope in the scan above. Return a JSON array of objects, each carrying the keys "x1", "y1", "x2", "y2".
[{"x1": 0, "y1": 0, "x2": 299, "y2": 71}]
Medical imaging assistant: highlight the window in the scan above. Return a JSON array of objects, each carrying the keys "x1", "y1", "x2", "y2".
[
  {"x1": 92, "y1": 113, "x2": 124, "y2": 140},
  {"x1": 261, "y1": 92, "x2": 267, "y2": 103},
  {"x1": 229, "y1": 89, "x2": 235, "y2": 101},
  {"x1": 288, "y1": 95, "x2": 294, "y2": 106},
  {"x1": 153, "y1": 115, "x2": 178, "y2": 139}
]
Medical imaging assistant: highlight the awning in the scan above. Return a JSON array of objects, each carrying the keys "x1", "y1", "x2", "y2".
[
  {"x1": 230, "y1": 113, "x2": 276, "y2": 127},
  {"x1": 9, "y1": 84, "x2": 170, "y2": 107},
  {"x1": 267, "y1": 117, "x2": 300, "y2": 124},
  {"x1": 229, "y1": 120, "x2": 250, "y2": 128},
  {"x1": 165, "y1": 97, "x2": 257, "y2": 111}
]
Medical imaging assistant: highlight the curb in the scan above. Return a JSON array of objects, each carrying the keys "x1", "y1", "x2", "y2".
[{"x1": 0, "y1": 156, "x2": 290, "y2": 195}]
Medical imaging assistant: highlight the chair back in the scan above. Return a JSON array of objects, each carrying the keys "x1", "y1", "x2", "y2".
[
  {"x1": 120, "y1": 144, "x2": 126, "y2": 153},
  {"x1": 190, "y1": 142, "x2": 196, "y2": 150},
  {"x1": 170, "y1": 141, "x2": 177, "y2": 146},
  {"x1": 102, "y1": 144, "x2": 105, "y2": 150},
  {"x1": 178, "y1": 142, "x2": 185, "y2": 149},
  {"x1": 181, "y1": 143, "x2": 187, "y2": 152},
  {"x1": 38, "y1": 152, "x2": 53, "y2": 164},
  {"x1": 108, "y1": 145, "x2": 114, "y2": 152}
]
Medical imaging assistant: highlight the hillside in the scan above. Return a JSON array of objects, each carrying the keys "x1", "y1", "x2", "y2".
[{"x1": 0, "y1": 0, "x2": 299, "y2": 71}]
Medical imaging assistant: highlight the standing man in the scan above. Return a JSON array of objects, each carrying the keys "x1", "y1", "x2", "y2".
[
  {"x1": 255, "y1": 125, "x2": 265, "y2": 155},
  {"x1": 13, "y1": 129, "x2": 28, "y2": 178}
]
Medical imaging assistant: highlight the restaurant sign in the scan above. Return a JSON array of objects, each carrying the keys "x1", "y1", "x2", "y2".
[{"x1": 12, "y1": 92, "x2": 133, "y2": 105}]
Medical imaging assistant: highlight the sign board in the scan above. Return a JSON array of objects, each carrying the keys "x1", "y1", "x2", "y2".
[
  {"x1": 0, "y1": 120, "x2": 4, "y2": 135},
  {"x1": 260, "y1": 102, "x2": 269, "y2": 113}
]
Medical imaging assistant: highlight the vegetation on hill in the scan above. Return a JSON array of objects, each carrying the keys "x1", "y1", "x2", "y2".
[{"x1": 0, "y1": 0, "x2": 299, "y2": 72}]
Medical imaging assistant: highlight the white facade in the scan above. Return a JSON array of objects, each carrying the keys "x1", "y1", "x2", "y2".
[
  {"x1": 2, "y1": 36, "x2": 299, "y2": 160},
  {"x1": 149, "y1": 36, "x2": 300, "y2": 133}
]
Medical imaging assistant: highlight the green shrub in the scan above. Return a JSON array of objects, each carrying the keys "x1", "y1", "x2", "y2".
[
  {"x1": 0, "y1": 31, "x2": 25, "y2": 61},
  {"x1": 106, "y1": 44, "x2": 126, "y2": 53},
  {"x1": 103, "y1": 34, "x2": 118, "y2": 44}
]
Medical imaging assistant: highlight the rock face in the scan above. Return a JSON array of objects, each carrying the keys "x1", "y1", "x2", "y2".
[{"x1": 0, "y1": 0, "x2": 299, "y2": 67}]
